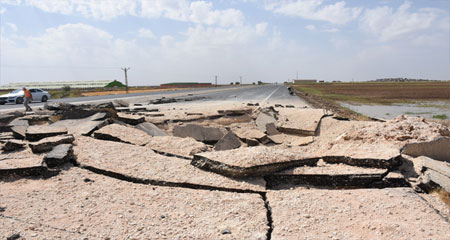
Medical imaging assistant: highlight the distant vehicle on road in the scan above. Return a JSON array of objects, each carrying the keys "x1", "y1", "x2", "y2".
[{"x1": 0, "y1": 88, "x2": 51, "y2": 105}]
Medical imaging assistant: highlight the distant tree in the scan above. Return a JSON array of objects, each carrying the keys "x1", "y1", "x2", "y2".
[
  {"x1": 235, "y1": 82, "x2": 240, "y2": 85},
  {"x1": 230, "y1": 82, "x2": 234, "y2": 85},
  {"x1": 257, "y1": 81, "x2": 263, "y2": 85},
  {"x1": 252, "y1": 82, "x2": 256, "y2": 85},
  {"x1": 105, "y1": 80, "x2": 125, "y2": 88}
]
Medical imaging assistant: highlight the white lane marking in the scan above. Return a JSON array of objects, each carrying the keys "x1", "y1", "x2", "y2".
[{"x1": 262, "y1": 86, "x2": 281, "y2": 103}]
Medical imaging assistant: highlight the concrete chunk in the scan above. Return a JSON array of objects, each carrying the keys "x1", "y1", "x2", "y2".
[
  {"x1": 43, "y1": 144, "x2": 75, "y2": 168},
  {"x1": 402, "y1": 137, "x2": 450, "y2": 163},
  {"x1": 233, "y1": 127, "x2": 268, "y2": 145},
  {"x1": 173, "y1": 124, "x2": 224, "y2": 144},
  {"x1": 422, "y1": 169, "x2": 450, "y2": 193},
  {"x1": 93, "y1": 123, "x2": 152, "y2": 146},
  {"x1": 25, "y1": 125, "x2": 68, "y2": 142},
  {"x1": 29, "y1": 134, "x2": 75, "y2": 153},
  {"x1": 10, "y1": 126, "x2": 27, "y2": 140},
  {"x1": 255, "y1": 111, "x2": 276, "y2": 133},
  {"x1": 276, "y1": 108, "x2": 325, "y2": 136},
  {"x1": 193, "y1": 146, "x2": 318, "y2": 177}
]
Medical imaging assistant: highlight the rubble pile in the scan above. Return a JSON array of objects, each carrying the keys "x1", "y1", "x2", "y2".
[{"x1": 1, "y1": 100, "x2": 449, "y2": 239}]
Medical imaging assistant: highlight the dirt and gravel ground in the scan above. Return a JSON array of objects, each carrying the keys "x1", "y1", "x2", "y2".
[{"x1": 1, "y1": 90, "x2": 449, "y2": 239}]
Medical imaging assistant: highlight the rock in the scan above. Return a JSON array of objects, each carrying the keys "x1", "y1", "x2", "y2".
[
  {"x1": 113, "y1": 99, "x2": 129, "y2": 107},
  {"x1": 265, "y1": 123, "x2": 280, "y2": 136},
  {"x1": 93, "y1": 124, "x2": 151, "y2": 146},
  {"x1": 7, "y1": 233, "x2": 21, "y2": 240},
  {"x1": 269, "y1": 134, "x2": 314, "y2": 146},
  {"x1": 401, "y1": 137, "x2": 450, "y2": 163},
  {"x1": 25, "y1": 126, "x2": 68, "y2": 142},
  {"x1": 1, "y1": 140, "x2": 26, "y2": 152},
  {"x1": 214, "y1": 132, "x2": 241, "y2": 151},
  {"x1": 117, "y1": 113, "x2": 145, "y2": 125},
  {"x1": 136, "y1": 122, "x2": 168, "y2": 136},
  {"x1": 233, "y1": 128, "x2": 269, "y2": 145},
  {"x1": 193, "y1": 146, "x2": 318, "y2": 178},
  {"x1": 10, "y1": 126, "x2": 27, "y2": 140},
  {"x1": 276, "y1": 108, "x2": 325, "y2": 136},
  {"x1": 173, "y1": 124, "x2": 224, "y2": 144},
  {"x1": 221, "y1": 228, "x2": 231, "y2": 234},
  {"x1": 43, "y1": 144, "x2": 75, "y2": 168},
  {"x1": 29, "y1": 134, "x2": 75, "y2": 153}
]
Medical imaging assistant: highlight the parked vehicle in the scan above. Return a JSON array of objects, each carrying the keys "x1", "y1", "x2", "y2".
[{"x1": 0, "y1": 88, "x2": 51, "y2": 105}]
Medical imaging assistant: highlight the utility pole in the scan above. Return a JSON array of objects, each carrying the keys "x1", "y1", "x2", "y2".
[
  {"x1": 240, "y1": 76, "x2": 242, "y2": 85},
  {"x1": 296, "y1": 71, "x2": 298, "y2": 80},
  {"x1": 215, "y1": 75, "x2": 218, "y2": 87},
  {"x1": 121, "y1": 67, "x2": 130, "y2": 94}
]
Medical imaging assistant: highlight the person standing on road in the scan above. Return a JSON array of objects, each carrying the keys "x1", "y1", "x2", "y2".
[{"x1": 23, "y1": 87, "x2": 33, "y2": 112}]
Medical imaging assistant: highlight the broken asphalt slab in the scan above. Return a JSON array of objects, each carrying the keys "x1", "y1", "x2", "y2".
[
  {"x1": 401, "y1": 137, "x2": 450, "y2": 162},
  {"x1": 266, "y1": 161, "x2": 389, "y2": 189},
  {"x1": 93, "y1": 123, "x2": 151, "y2": 146},
  {"x1": 193, "y1": 146, "x2": 319, "y2": 178},
  {"x1": 74, "y1": 136, "x2": 265, "y2": 192},
  {"x1": 25, "y1": 126, "x2": 68, "y2": 142},
  {"x1": 276, "y1": 108, "x2": 326, "y2": 136},
  {"x1": 0, "y1": 149, "x2": 47, "y2": 178},
  {"x1": 117, "y1": 112, "x2": 145, "y2": 125},
  {"x1": 145, "y1": 135, "x2": 208, "y2": 158},
  {"x1": 267, "y1": 188, "x2": 450, "y2": 239},
  {"x1": 136, "y1": 122, "x2": 168, "y2": 136},
  {"x1": 1, "y1": 140, "x2": 26, "y2": 152},
  {"x1": 0, "y1": 168, "x2": 268, "y2": 239},
  {"x1": 214, "y1": 132, "x2": 241, "y2": 151},
  {"x1": 43, "y1": 144, "x2": 75, "y2": 168},
  {"x1": 29, "y1": 134, "x2": 75, "y2": 153},
  {"x1": 173, "y1": 124, "x2": 224, "y2": 144}
]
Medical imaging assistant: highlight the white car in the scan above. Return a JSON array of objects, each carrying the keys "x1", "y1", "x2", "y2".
[{"x1": 0, "y1": 88, "x2": 51, "y2": 105}]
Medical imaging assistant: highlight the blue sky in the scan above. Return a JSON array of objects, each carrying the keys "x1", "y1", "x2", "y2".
[{"x1": 0, "y1": 0, "x2": 449, "y2": 86}]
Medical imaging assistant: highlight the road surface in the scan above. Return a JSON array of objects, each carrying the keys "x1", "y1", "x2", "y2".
[{"x1": 0, "y1": 85, "x2": 309, "y2": 112}]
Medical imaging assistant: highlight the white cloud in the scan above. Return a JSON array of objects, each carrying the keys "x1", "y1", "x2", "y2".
[
  {"x1": 255, "y1": 22, "x2": 268, "y2": 35},
  {"x1": 305, "y1": 24, "x2": 316, "y2": 31},
  {"x1": 6, "y1": 22, "x2": 17, "y2": 31},
  {"x1": 266, "y1": 0, "x2": 362, "y2": 25},
  {"x1": 360, "y1": 2, "x2": 443, "y2": 42},
  {"x1": 138, "y1": 28, "x2": 156, "y2": 39},
  {"x1": 141, "y1": 0, "x2": 244, "y2": 27},
  {"x1": 0, "y1": 0, "x2": 244, "y2": 26}
]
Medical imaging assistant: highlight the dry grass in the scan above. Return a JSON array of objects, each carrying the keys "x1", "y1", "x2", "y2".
[{"x1": 293, "y1": 82, "x2": 450, "y2": 105}]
